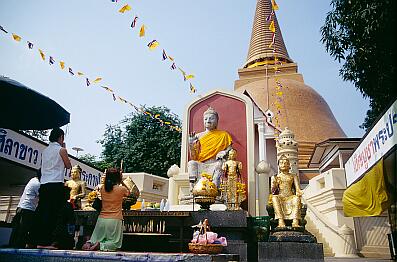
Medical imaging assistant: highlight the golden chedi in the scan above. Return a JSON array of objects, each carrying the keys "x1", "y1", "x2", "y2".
[{"x1": 235, "y1": 0, "x2": 346, "y2": 173}]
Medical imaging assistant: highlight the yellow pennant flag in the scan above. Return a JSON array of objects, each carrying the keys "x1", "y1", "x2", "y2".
[
  {"x1": 139, "y1": 25, "x2": 145, "y2": 37},
  {"x1": 269, "y1": 21, "x2": 276, "y2": 33},
  {"x1": 77, "y1": 72, "x2": 84, "y2": 76},
  {"x1": 185, "y1": 74, "x2": 195, "y2": 80},
  {"x1": 276, "y1": 91, "x2": 283, "y2": 96},
  {"x1": 119, "y1": 4, "x2": 132, "y2": 13},
  {"x1": 154, "y1": 114, "x2": 160, "y2": 119},
  {"x1": 272, "y1": 0, "x2": 279, "y2": 10},
  {"x1": 38, "y1": 49, "x2": 45, "y2": 60},
  {"x1": 12, "y1": 33, "x2": 21, "y2": 42},
  {"x1": 168, "y1": 56, "x2": 174, "y2": 61},
  {"x1": 59, "y1": 61, "x2": 65, "y2": 69},
  {"x1": 147, "y1": 40, "x2": 159, "y2": 50},
  {"x1": 93, "y1": 77, "x2": 102, "y2": 83}
]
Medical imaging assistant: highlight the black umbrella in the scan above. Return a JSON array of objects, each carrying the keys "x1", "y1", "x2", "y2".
[{"x1": 0, "y1": 76, "x2": 70, "y2": 130}]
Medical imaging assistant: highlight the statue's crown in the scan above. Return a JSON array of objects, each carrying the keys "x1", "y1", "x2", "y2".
[
  {"x1": 203, "y1": 107, "x2": 218, "y2": 117},
  {"x1": 72, "y1": 165, "x2": 82, "y2": 172},
  {"x1": 278, "y1": 154, "x2": 290, "y2": 163}
]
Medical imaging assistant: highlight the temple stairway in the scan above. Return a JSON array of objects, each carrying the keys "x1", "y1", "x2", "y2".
[{"x1": 305, "y1": 215, "x2": 334, "y2": 257}]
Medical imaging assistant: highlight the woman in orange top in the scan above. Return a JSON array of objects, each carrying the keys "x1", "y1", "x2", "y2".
[{"x1": 83, "y1": 168, "x2": 129, "y2": 251}]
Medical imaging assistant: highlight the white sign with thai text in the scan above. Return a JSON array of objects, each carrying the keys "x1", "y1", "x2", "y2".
[
  {"x1": 345, "y1": 100, "x2": 397, "y2": 187},
  {"x1": 0, "y1": 128, "x2": 102, "y2": 189}
]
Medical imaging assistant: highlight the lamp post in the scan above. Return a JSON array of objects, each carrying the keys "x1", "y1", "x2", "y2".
[{"x1": 72, "y1": 147, "x2": 84, "y2": 157}]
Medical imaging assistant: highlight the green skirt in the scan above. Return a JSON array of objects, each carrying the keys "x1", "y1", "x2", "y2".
[{"x1": 90, "y1": 217, "x2": 123, "y2": 251}]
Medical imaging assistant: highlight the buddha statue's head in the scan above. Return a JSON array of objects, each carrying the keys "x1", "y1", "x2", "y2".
[
  {"x1": 278, "y1": 155, "x2": 291, "y2": 172},
  {"x1": 228, "y1": 148, "x2": 237, "y2": 160},
  {"x1": 203, "y1": 107, "x2": 219, "y2": 130},
  {"x1": 100, "y1": 173, "x2": 106, "y2": 185},
  {"x1": 71, "y1": 165, "x2": 82, "y2": 180}
]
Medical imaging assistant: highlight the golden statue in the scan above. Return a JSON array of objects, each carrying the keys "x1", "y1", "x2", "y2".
[
  {"x1": 192, "y1": 173, "x2": 218, "y2": 210},
  {"x1": 93, "y1": 173, "x2": 106, "y2": 199},
  {"x1": 270, "y1": 155, "x2": 303, "y2": 228},
  {"x1": 83, "y1": 191, "x2": 98, "y2": 211},
  {"x1": 188, "y1": 107, "x2": 232, "y2": 189},
  {"x1": 65, "y1": 165, "x2": 87, "y2": 210},
  {"x1": 220, "y1": 149, "x2": 246, "y2": 210}
]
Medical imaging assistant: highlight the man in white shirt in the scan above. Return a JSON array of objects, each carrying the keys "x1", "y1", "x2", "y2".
[
  {"x1": 35, "y1": 127, "x2": 72, "y2": 249},
  {"x1": 9, "y1": 170, "x2": 41, "y2": 248}
]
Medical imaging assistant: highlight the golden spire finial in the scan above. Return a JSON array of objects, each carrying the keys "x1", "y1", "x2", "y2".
[{"x1": 244, "y1": 0, "x2": 293, "y2": 68}]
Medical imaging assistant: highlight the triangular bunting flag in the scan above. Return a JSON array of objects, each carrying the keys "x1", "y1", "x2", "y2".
[{"x1": 119, "y1": 4, "x2": 132, "y2": 13}]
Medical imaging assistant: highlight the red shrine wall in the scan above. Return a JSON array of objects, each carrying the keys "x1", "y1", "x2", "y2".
[{"x1": 188, "y1": 94, "x2": 248, "y2": 189}]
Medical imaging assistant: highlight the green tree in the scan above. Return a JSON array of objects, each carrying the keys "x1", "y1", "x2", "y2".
[
  {"x1": 321, "y1": 0, "x2": 397, "y2": 130},
  {"x1": 78, "y1": 153, "x2": 109, "y2": 171},
  {"x1": 99, "y1": 106, "x2": 182, "y2": 178}
]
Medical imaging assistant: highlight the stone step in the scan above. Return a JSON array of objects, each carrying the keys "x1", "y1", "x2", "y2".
[{"x1": 305, "y1": 217, "x2": 334, "y2": 257}]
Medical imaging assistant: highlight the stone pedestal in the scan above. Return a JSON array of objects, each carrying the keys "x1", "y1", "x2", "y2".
[
  {"x1": 268, "y1": 231, "x2": 317, "y2": 243},
  {"x1": 188, "y1": 210, "x2": 248, "y2": 262},
  {"x1": 258, "y1": 242, "x2": 324, "y2": 261}
]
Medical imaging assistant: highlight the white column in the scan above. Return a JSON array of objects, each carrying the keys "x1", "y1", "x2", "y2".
[
  {"x1": 258, "y1": 122, "x2": 267, "y2": 161},
  {"x1": 338, "y1": 151, "x2": 344, "y2": 168},
  {"x1": 257, "y1": 122, "x2": 269, "y2": 216}
]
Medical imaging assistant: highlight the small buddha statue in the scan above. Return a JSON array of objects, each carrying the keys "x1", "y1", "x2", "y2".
[
  {"x1": 94, "y1": 173, "x2": 106, "y2": 199},
  {"x1": 188, "y1": 107, "x2": 233, "y2": 190},
  {"x1": 83, "y1": 191, "x2": 98, "y2": 211},
  {"x1": 65, "y1": 165, "x2": 87, "y2": 210},
  {"x1": 270, "y1": 155, "x2": 303, "y2": 228},
  {"x1": 220, "y1": 148, "x2": 245, "y2": 210}
]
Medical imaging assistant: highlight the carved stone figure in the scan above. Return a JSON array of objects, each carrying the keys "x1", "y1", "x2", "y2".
[
  {"x1": 270, "y1": 155, "x2": 303, "y2": 228},
  {"x1": 65, "y1": 165, "x2": 87, "y2": 210},
  {"x1": 188, "y1": 107, "x2": 232, "y2": 189},
  {"x1": 220, "y1": 149, "x2": 246, "y2": 210}
]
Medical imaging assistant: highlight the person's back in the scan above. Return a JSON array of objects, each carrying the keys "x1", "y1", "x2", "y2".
[
  {"x1": 83, "y1": 168, "x2": 129, "y2": 251},
  {"x1": 41, "y1": 142, "x2": 65, "y2": 184},
  {"x1": 9, "y1": 173, "x2": 41, "y2": 248},
  {"x1": 100, "y1": 185, "x2": 128, "y2": 220},
  {"x1": 18, "y1": 177, "x2": 40, "y2": 211},
  {"x1": 35, "y1": 128, "x2": 72, "y2": 249}
]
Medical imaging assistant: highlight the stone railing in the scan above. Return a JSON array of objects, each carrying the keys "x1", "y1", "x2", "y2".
[
  {"x1": 303, "y1": 197, "x2": 358, "y2": 257},
  {"x1": 303, "y1": 168, "x2": 358, "y2": 257}
]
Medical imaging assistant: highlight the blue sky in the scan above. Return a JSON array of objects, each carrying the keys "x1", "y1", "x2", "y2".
[{"x1": 0, "y1": 0, "x2": 368, "y2": 157}]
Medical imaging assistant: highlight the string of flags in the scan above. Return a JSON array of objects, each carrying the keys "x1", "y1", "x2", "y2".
[
  {"x1": 114, "y1": 2, "x2": 197, "y2": 94},
  {"x1": 1, "y1": 25, "x2": 182, "y2": 133},
  {"x1": 266, "y1": 0, "x2": 288, "y2": 138}
]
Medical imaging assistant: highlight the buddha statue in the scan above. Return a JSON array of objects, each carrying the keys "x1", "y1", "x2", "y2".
[
  {"x1": 270, "y1": 155, "x2": 303, "y2": 228},
  {"x1": 94, "y1": 173, "x2": 106, "y2": 199},
  {"x1": 188, "y1": 107, "x2": 233, "y2": 190},
  {"x1": 65, "y1": 165, "x2": 87, "y2": 210},
  {"x1": 220, "y1": 148, "x2": 246, "y2": 210}
]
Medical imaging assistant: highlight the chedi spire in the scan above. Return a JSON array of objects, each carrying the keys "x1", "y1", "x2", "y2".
[{"x1": 244, "y1": 0, "x2": 292, "y2": 68}]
